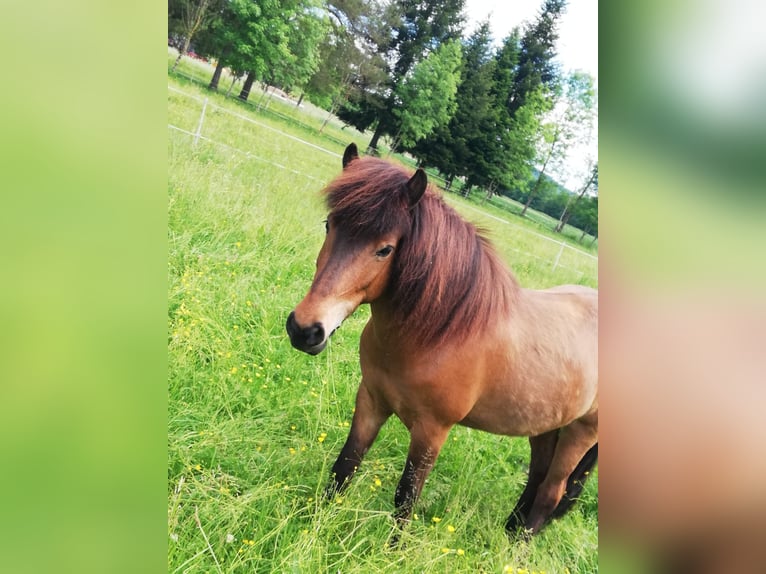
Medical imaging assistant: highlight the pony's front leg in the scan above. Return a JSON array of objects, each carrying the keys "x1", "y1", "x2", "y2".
[
  {"x1": 393, "y1": 421, "x2": 451, "y2": 525},
  {"x1": 325, "y1": 380, "x2": 391, "y2": 498}
]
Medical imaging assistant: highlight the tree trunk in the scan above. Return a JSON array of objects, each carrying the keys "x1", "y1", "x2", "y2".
[
  {"x1": 482, "y1": 180, "x2": 498, "y2": 205},
  {"x1": 296, "y1": 93, "x2": 304, "y2": 107},
  {"x1": 589, "y1": 233, "x2": 597, "y2": 247},
  {"x1": 555, "y1": 209, "x2": 573, "y2": 233},
  {"x1": 521, "y1": 175, "x2": 542, "y2": 216},
  {"x1": 238, "y1": 72, "x2": 256, "y2": 101},
  {"x1": 172, "y1": 37, "x2": 191, "y2": 71},
  {"x1": 225, "y1": 73, "x2": 239, "y2": 98},
  {"x1": 208, "y1": 58, "x2": 225, "y2": 90},
  {"x1": 579, "y1": 227, "x2": 588, "y2": 242},
  {"x1": 446, "y1": 174, "x2": 454, "y2": 191},
  {"x1": 555, "y1": 168, "x2": 596, "y2": 232},
  {"x1": 319, "y1": 102, "x2": 336, "y2": 134},
  {"x1": 264, "y1": 88, "x2": 276, "y2": 110},
  {"x1": 256, "y1": 85, "x2": 269, "y2": 110},
  {"x1": 367, "y1": 122, "x2": 384, "y2": 154}
]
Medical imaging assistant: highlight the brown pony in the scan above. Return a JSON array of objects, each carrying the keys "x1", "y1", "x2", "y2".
[{"x1": 286, "y1": 143, "x2": 598, "y2": 536}]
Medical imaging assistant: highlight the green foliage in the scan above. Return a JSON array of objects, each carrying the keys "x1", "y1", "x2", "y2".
[
  {"x1": 412, "y1": 21, "x2": 496, "y2": 181},
  {"x1": 304, "y1": 1, "x2": 389, "y2": 110},
  {"x1": 569, "y1": 194, "x2": 598, "y2": 238},
  {"x1": 394, "y1": 41, "x2": 462, "y2": 148},
  {"x1": 500, "y1": 88, "x2": 549, "y2": 190},
  {"x1": 201, "y1": 0, "x2": 328, "y2": 89},
  {"x1": 532, "y1": 70, "x2": 597, "y2": 197},
  {"x1": 508, "y1": 0, "x2": 566, "y2": 115},
  {"x1": 338, "y1": 0, "x2": 467, "y2": 147}
]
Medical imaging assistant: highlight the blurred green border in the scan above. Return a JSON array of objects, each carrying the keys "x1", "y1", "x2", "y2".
[{"x1": 0, "y1": 2, "x2": 167, "y2": 573}]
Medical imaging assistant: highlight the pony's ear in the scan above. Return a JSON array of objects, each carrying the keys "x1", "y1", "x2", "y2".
[
  {"x1": 342, "y1": 143, "x2": 359, "y2": 169},
  {"x1": 406, "y1": 168, "x2": 427, "y2": 207}
]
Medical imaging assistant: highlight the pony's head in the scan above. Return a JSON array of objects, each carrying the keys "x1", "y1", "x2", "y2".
[{"x1": 286, "y1": 143, "x2": 427, "y2": 355}]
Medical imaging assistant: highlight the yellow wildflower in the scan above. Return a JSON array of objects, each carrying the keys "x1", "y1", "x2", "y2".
[
  {"x1": 447, "y1": 524, "x2": 456, "y2": 533},
  {"x1": 431, "y1": 516, "x2": 442, "y2": 523},
  {"x1": 456, "y1": 548, "x2": 465, "y2": 556}
]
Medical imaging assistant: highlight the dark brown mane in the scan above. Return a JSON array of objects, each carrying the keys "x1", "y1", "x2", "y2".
[
  {"x1": 325, "y1": 157, "x2": 413, "y2": 239},
  {"x1": 324, "y1": 156, "x2": 519, "y2": 347}
]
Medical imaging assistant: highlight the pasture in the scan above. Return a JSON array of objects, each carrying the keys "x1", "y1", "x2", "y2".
[{"x1": 168, "y1": 73, "x2": 597, "y2": 573}]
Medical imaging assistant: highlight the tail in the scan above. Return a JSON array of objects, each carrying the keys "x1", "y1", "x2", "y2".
[{"x1": 550, "y1": 442, "x2": 598, "y2": 519}]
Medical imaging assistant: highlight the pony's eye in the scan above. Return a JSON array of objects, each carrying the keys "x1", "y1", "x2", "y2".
[
  {"x1": 323, "y1": 219, "x2": 329, "y2": 233},
  {"x1": 376, "y1": 245, "x2": 394, "y2": 258}
]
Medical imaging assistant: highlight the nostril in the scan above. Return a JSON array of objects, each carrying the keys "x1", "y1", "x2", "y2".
[{"x1": 305, "y1": 323, "x2": 325, "y2": 347}]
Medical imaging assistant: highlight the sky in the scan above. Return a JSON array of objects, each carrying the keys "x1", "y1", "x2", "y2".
[{"x1": 463, "y1": 0, "x2": 598, "y2": 188}]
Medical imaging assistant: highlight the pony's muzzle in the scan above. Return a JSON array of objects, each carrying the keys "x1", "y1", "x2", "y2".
[{"x1": 286, "y1": 311, "x2": 327, "y2": 355}]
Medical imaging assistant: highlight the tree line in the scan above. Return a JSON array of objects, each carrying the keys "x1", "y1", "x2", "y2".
[{"x1": 168, "y1": 0, "x2": 597, "y2": 242}]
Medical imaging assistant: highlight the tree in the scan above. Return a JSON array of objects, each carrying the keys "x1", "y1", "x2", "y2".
[
  {"x1": 337, "y1": 0, "x2": 466, "y2": 152},
  {"x1": 236, "y1": 0, "x2": 328, "y2": 101},
  {"x1": 569, "y1": 194, "x2": 598, "y2": 243},
  {"x1": 469, "y1": 0, "x2": 566, "y2": 214},
  {"x1": 507, "y1": 0, "x2": 566, "y2": 115},
  {"x1": 263, "y1": 6, "x2": 329, "y2": 94},
  {"x1": 555, "y1": 162, "x2": 598, "y2": 232},
  {"x1": 460, "y1": 29, "x2": 520, "y2": 194},
  {"x1": 393, "y1": 40, "x2": 462, "y2": 150},
  {"x1": 198, "y1": 0, "x2": 327, "y2": 95},
  {"x1": 521, "y1": 70, "x2": 596, "y2": 216},
  {"x1": 169, "y1": 0, "x2": 222, "y2": 71},
  {"x1": 497, "y1": 87, "x2": 548, "y2": 201},
  {"x1": 304, "y1": 0, "x2": 388, "y2": 113},
  {"x1": 412, "y1": 20, "x2": 496, "y2": 188}
]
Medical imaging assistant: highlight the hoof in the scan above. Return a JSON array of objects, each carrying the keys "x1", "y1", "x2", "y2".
[{"x1": 504, "y1": 511, "x2": 525, "y2": 534}]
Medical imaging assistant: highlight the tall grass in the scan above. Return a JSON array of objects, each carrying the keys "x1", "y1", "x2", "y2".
[{"x1": 168, "y1": 73, "x2": 597, "y2": 573}]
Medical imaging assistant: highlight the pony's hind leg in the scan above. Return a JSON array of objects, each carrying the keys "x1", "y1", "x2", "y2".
[
  {"x1": 524, "y1": 414, "x2": 598, "y2": 534},
  {"x1": 325, "y1": 380, "x2": 391, "y2": 498},
  {"x1": 549, "y1": 442, "x2": 598, "y2": 520},
  {"x1": 505, "y1": 430, "x2": 559, "y2": 534}
]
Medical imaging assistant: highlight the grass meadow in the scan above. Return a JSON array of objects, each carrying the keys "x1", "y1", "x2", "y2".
[{"x1": 168, "y1": 66, "x2": 597, "y2": 573}]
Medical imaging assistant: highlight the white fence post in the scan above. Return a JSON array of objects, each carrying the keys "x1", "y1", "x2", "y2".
[
  {"x1": 194, "y1": 97, "x2": 208, "y2": 146},
  {"x1": 552, "y1": 241, "x2": 565, "y2": 272}
]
